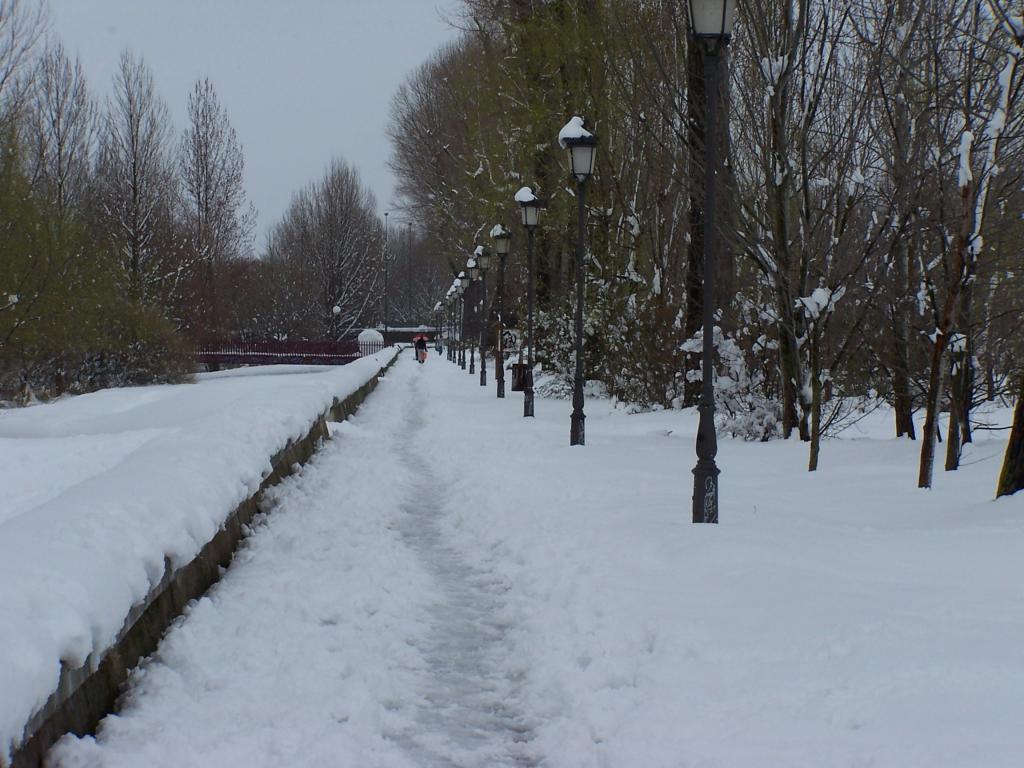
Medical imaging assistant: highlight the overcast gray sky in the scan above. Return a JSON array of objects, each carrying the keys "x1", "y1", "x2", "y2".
[{"x1": 49, "y1": 0, "x2": 460, "y2": 246}]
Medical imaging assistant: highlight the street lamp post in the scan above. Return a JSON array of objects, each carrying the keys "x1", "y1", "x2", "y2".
[
  {"x1": 459, "y1": 271, "x2": 470, "y2": 369},
  {"x1": 559, "y1": 116, "x2": 598, "y2": 446},
  {"x1": 452, "y1": 292, "x2": 460, "y2": 364},
  {"x1": 688, "y1": 0, "x2": 735, "y2": 524},
  {"x1": 475, "y1": 246, "x2": 493, "y2": 387},
  {"x1": 445, "y1": 290, "x2": 453, "y2": 361},
  {"x1": 449, "y1": 285, "x2": 458, "y2": 362},
  {"x1": 491, "y1": 226, "x2": 511, "y2": 398},
  {"x1": 433, "y1": 301, "x2": 443, "y2": 353},
  {"x1": 466, "y1": 258, "x2": 479, "y2": 375},
  {"x1": 458, "y1": 293, "x2": 465, "y2": 367},
  {"x1": 458, "y1": 293, "x2": 464, "y2": 367},
  {"x1": 516, "y1": 187, "x2": 544, "y2": 418}
]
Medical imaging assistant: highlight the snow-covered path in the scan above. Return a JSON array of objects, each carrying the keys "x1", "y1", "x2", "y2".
[{"x1": 393, "y1": 372, "x2": 535, "y2": 765}]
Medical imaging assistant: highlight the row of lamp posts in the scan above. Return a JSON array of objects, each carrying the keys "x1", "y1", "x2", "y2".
[
  {"x1": 438, "y1": 116, "x2": 598, "y2": 444},
  {"x1": 440, "y1": 185, "x2": 547, "y2": 420},
  {"x1": 433, "y1": 0, "x2": 734, "y2": 524}
]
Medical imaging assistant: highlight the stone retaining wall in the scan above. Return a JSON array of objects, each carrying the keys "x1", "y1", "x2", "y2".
[{"x1": 8, "y1": 353, "x2": 399, "y2": 768}]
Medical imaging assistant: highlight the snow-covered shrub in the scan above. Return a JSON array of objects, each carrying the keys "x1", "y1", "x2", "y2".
[
  {"x1": 681, "y1": 326, "x2": 782, "y2": 441},
  {"x1": 532, "y1": 280, "x2": 685, "y2": 408},
  {"x1": 1, "y1": 304, "x2": 193, "y2": 401}
]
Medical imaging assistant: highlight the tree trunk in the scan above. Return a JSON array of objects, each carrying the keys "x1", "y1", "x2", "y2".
[
  {"x1": 808, "y1": 336, "x2": 822, "y2": 471},
  {"x1": 945, "y1": 265, "x2": 977, "y2": 471},
  {"x1": 798, "y1": 393, "x2": 811, "y2": 442},
  {"x1": 778, "y1": 319, "x2": 801, "y2": 439},
  {"x1": 918, "y1": 337, "x2": 947, "y2": 488},
  {"x1": 996, "y1": 374, "x2": 1024, "y2": 498},
  {"x1": 892, "y1": 341, "x2": 916, "y2": 438},
  {"x1": 891, "y1": 239, "x2": 916, "y2": 439},
  {"x1": 959, "y1": 286, "x2": 975, "y2": 447},
  {"x1": 54, "y1": 359, "x2": 67, "y2": 396},
  {"x1": 887, "y1": 0, "x2": 919, "y2": 440},
  {"x1": 944, "y1": 361, "x2": 962, "y2": 472},
  {"x1": 919, "y1": 178, "x2": 973, "y2": 488}
]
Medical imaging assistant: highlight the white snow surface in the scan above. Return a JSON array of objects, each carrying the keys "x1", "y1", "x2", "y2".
[
  {"x1": 0, "y1": 352, "x2": 397, "y2": 760},
  {"x1": 557, "y1": 115, "x2": 592, "y2": 148},
  {"x1": 44, "y1": 356, "x2": 1024, "y2": 767},
  {"x1": 15, "y1": 356, "x2": 1024, "y2": 766}
]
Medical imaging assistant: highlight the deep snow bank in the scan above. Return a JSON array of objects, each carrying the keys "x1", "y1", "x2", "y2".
[{"x1": 0, "y1": 352, "x2": 397, "y2": 763}]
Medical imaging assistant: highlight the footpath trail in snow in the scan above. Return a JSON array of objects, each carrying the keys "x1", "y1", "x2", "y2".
[
  {"x1": 50, "y1": 355, "x2": 539, "y2": 768},
  {"x1": 393, "y1": 370, "x2": 536, "y2": 766}
]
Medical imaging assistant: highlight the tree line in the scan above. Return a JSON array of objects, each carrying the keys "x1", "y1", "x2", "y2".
[
  {"x1": 387, "y1": 0, "x2": 1024, "y2": 489},
  {"x1": 0, "y1": 0, "x2": 254, "y2": 399},
  {"x1": 0, "y1": 1, "x2": 442, "y2": 403}
]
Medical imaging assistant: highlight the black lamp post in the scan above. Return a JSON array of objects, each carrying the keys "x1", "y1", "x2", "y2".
[
  {"x1": 559, "y1": 117, "x2": 598, "y2": 446},
  {"x1": 475, "y1": 246, "x2": 493, "y2": 387},
  {"x1": 445, "y1": 290, "x2": 454, "y2": 361},
  {"x1": 492, "y1": 226, "x2": 511, "y2": 398},
  {"x1": 451, "y1": 292, "x2": 458, "y2": 362},
  {"x1": 689, "y1": 0, "x2": 735, "y2": 524},
  {"x1": 433, "y1": 301, "x2": 443, "y2": 352},
  {"x1": 517, "y1": 187, "x2": 544, "y2": 418},
  {"x1": 449, "y1": 283, "x2": 459, "y2": 362},
  {"x1": 458, "y1": 271, "x2": 469, "y2": 369},
  {"x1": 457, "y1": 292, "x2": 464, "y2": 366},
  {"x1": 456, "y1": 289, "x2": 465, "y2": 366},
  {"x1": 466, "y1": 258, "x2": 479, "y2": 375}
]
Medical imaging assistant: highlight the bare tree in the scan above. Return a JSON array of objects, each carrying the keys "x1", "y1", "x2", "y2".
[
  {"x1": 0, "y1": 0, "x2": 48, "y2": 129},
  {"x1": 95, "y1": 50, "x2": 180, "y2": 306},
  {"x1": 24, "y1": 43, "x2": 95, "y2": 214},
  {"x1": 852, "y1": 0, "x2": 934, "y2": 440},
  {"x1": 917, "y1": 0, "x2": 1024, "y2": 487},
  {"x1": 997, "y1": 372, "x2": 1024, "y2": 497},
  {"x1": 262, "y1": 159, "x2": 381, "y2": 340},
  {"x1": 179, "y1": 77, "x2": 253, "y2": 333}
]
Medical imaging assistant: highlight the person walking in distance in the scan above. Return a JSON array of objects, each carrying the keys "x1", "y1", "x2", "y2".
[{"x1": 413, "y1": 334, "x2": 428, "y2": 364}]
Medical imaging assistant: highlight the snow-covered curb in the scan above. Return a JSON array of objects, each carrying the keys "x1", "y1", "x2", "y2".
[{"x1": 0, "y1": 350, "x2": 399, "y2": 766}]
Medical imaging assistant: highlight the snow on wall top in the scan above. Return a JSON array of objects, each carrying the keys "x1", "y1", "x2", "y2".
[{"x1": 0, "y1": 351, "x2": 396, "y2": 760}]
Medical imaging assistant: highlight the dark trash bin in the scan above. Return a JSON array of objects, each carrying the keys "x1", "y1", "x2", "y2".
[{"x1": 511, "y1": 363, "x2": 531, "y2": 392}]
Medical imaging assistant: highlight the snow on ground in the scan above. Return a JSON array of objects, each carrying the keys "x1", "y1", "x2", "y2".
[
  {"x1": 0, "y1": 352, "x2": 397, "y2": 761},
  {"x1": 46, "y1": 353, "x2": 1024, "y2": 767}
]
